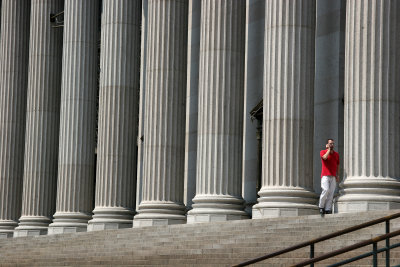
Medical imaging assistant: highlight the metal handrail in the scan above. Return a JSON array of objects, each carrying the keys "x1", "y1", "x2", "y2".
[
  {"x1": 291, "y1": 229, "x2": 400, "y2": 267},
  {"x1": 233, "y1": 212, "x2": 400, "y2": 267}
]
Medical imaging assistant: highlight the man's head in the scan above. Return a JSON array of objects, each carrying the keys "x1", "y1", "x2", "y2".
[{"x1": 326, "y1": 139, "x2": 335, "y2": 150}]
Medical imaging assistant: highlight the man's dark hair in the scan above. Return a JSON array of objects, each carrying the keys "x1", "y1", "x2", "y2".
[{"x1": 326, "y1": 138, "x2": 334, "y2": 144}]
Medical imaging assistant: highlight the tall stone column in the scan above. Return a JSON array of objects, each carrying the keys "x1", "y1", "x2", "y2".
[
  {"x1": 337, "y1": 0, "x2": 400, "y2": 212},
  {"x1": 252, "y1": 0, "x2": 318, "y2": 218},
  {"x1": 133, "y1": 0, "x2": 188, "y2": 227},
  {"x1": 0, "y1": 0, "x2": 31, "y2": 238},
  {"x1": 87, "y1": 0, "x2": 141, "y2": 231},
  {"x1": 14, "y1": 0, "x2": 64, "y2": 237},
  {"x1": 48, "y1": 0, "x2": 99, "y2": 235},
  {"x1": 187, "y1": 0, "x2": 248, "y2": 223}
]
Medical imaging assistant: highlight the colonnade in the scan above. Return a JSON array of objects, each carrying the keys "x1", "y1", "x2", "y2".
[{"x1": 0, "y1": 0, "x2": 400, "y2": 238}]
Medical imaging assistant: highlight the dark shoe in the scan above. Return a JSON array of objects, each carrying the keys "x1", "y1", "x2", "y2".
[
  {"x1": 319, "y1": 208, "x2": 325, "y2": 216},
  {"x1": 325, "y1": 210, "x2": 332, "y2": 214}
]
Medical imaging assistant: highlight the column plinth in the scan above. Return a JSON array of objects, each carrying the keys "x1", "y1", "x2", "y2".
[
  {"x1": 187, "y1": 0, "x2": 248, "y2": 223},
  {"x1": 134, "y1": 202, "x2": 186, "y2": 227},
  {"x1": 188, "y1": 196, "x2": 248, "y2": 223},
  {"x1": 133, "y1": 0, "x2": 188, "y2": 227},
  {"x1": 252, "y1": 0, "x2": 318, "y2": 218},
  {"x1": 253, "y1": 188, "x2": 318, "y2": 218},
  {"x1": 49, "y1": 212, "x2": 91, "y2": 234},
  {"x1": 49, "y1": 214, "x2": 93, "y2": 234},
  {"x1": 338, "y1": 178, "x2": 400, "y2": 211},
  {"x1": 14, "y1": 216, "x2": 51, "y2": 237},
  {"x1": 336, "y1": 0, "x2": 400, "y2": 213},
  {"x1": 88, "y1": 208, "x2": 133, "y2": 231}
]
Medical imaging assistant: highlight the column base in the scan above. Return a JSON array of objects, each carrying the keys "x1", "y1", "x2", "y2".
[
  {"x1": 48, "y1": 212, "x2": 91, "y2": 235},
  {"x1": 336, "y1": 200, "x2": 400, "y2": 213},
  {"x1": 187, "y1": 195, "x2": 249, "y2": 224},
  {"x1": 87, "y1": 207, "x2": 134, "y2": 231},
  {"x1": 133, "y1": 202, "x2": 186, "y2": 227},
  {"x1": 252, "y1": 187, "x2": 319, "y2": 219},
  {"x1": 13, "y1": 216, "x2": 51, "y2": 237},
  {"x1": 336, "y1": 176, "x2": 400, "y2": 213},
  {"x1": 0, "y1": 220, "x2": 18, "y2": 238}
]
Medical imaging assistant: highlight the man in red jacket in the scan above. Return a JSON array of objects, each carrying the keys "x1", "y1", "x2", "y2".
[{"x1": 319, "y1": 139, "x2": 340, "y2": 216}]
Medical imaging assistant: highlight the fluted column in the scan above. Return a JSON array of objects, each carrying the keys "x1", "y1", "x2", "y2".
[
  {"x1": 133, "y1": 0, "x2": 188, "y2": 227},
  {"x1": 48, "y1": 0, "x2": 99, "y2": 235},
  {"x1": 14, "y1": 0, "x2": 64, "y2": 237},
  {"x1": 187, "y1": 0, "x2": 248, "y2": 223},
  {"x1": 337, "y1": 0, "x2": 400, "y2": 212},
  {"x1": 0, "y1": 0, "x2": 31, "y2": 238},
  {"x1": 87, "y1": 0, "x2": 141, "y2": 231},
  {"x1": 252, "y1": 0, "x2": 318, "y2": 218}
]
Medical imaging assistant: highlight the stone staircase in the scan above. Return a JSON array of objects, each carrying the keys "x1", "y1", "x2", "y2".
[{"x1": 1, "y1": 210, "x2": 400, "y2": 266}]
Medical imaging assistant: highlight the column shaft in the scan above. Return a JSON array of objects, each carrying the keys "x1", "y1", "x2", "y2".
[
  {"x1": 337, "y1": 0, "x2": 400, "y2": 212},
  {"x1": 252, "y1": 0, "x2": 318, "y2": 218},
  {"x1": 48, "y1": 0, "x2": 99, "y2": 235},
  {"x1": 0, "y1": 0, "x2": 31, "y2": 238},
  {"x1": 187, "y1": 0, "x2": 248, "y2": 223},
  {"x1": 14, "y1": 0, "x2": 64, "y2": 237},
  {"x1": 88, "y1": 0, "x2": 141, "y2": 231},
  {"x1": 133, "y1": 0, "x2": 188, "y2": 227}
]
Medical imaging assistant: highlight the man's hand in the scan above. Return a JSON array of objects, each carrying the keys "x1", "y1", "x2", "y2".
[
  {"x1": 335, "y1": 175, "x2": 339, "y2": 183},
  {"x1": 322, "y1": 146, "x2": 331, "y2": 160},
  {"x1": 326, "y1": 144, "x2": 332, "y2": 152}
]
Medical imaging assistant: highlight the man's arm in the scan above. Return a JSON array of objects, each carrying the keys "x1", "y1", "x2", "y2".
[{"x1": 322, "y1": 147, "x2": 331, "y2": 160}]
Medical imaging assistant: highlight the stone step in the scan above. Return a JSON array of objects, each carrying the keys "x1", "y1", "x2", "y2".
[
  {"x1": 1, "y1": 210, "x2": 400, "y2": 266},
  {"x1": 0, "y1": 223, "x2": 388, "y2": 245}
]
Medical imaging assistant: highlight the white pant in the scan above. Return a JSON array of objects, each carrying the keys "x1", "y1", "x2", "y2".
[{"x1": 319, "y1": 176, "x2": 336, "y2": 211}]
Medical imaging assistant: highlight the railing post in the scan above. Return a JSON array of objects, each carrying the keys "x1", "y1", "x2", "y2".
[
  {"x1": 386, "y1": 220, "x2": 390, "y2": 234},
  {"x1": 386, "y1": 220, "x2": 390, "y2": 267},
  {"x1": 373, "y1": 242, "x2": 378, "y2": 267},
  {"x1": 310, "y1": 244, "x2": 314, "y2": 267}
]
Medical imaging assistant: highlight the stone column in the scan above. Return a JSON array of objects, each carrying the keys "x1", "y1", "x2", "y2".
[
  {"x1": 252, "y1": 0, "x2": 318, "y2": 219},
  {"x1": 87, "y1": 0, "x2": 141, "y2": 231},
  {"x1": 48, "y1": 0, "x2": 99, "y2": 235},
  {"x1": 0, "y1": 0, "x2": 31, "y2": 238},
  {"x1": 14, "y1": 0, "x2": 64, "y2": 237},
  {"x1": 133, "y1": 0, "x2": 188, "y2": 227},
  {"x1": 187, "y1": 0, "x2": 248, "y2": 223},
  {"x1": 337, "y1": 0, "x2": 400, "y2": 212}
]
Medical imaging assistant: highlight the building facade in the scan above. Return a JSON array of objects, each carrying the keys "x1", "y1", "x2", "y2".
[{"x1": 1, "y1": 0, "x2": 400, "y2": 238}]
